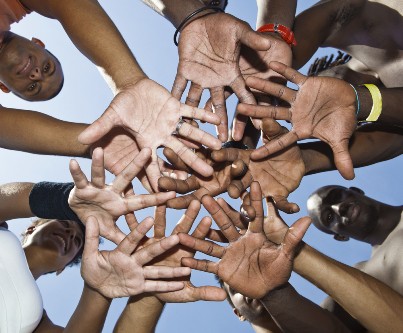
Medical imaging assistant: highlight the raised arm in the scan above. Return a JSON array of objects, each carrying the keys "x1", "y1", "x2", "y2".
[{"x1": 0, "y1": 182, "x2": 35, "y2": 222}]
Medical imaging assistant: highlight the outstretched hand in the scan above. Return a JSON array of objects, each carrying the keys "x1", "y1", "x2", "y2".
[
  {"x1": 178, "y1": 182, "x2": 311, "y2": 299},
  {"x1": 81, "y1": 216, "x2": 190, "y2": 298},
  {"x1": 173, "y1": 12, "x2": 271, "y2": 141},
  {"x1": 78, "y1": 78, "x2": 222, "y2": 191},
  {"x1": 237, "y1": 61, "x2": 357, "y2": 180},
  {"x1": 68, "y1": 147, "x2": 175, "y2": 243}
]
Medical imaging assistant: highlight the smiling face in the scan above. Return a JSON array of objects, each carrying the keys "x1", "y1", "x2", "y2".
[
  {"x1": 307, "y1": 185, "x2": 380, "y2": 241},
  {"x1": 22, "y1": 219, "x2": 84, "y2": 272},
  {"x1": 0, "y1": 32, "x2": 63, "y2": 101},
  {"x1": 222, "y1": 282, "x2": 266, "y2": 323}
]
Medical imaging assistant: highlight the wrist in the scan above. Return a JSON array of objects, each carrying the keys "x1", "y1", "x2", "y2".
[
  {"x1": 257, "y1": 23, "x2": 297, "y2": 46},
  {"x1": 356, "y1": 84, "x2": 382, "y2": 122}
]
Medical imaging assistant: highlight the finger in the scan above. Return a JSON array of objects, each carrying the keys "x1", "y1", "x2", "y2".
[
  {"x1": 181, "y1": 257, "x2": 218, "y2": 274},
  {"x1": 247, "y1": 182, "x2": 264, "y2": 233},
  {"x1": 236, "y1": 103, "x2": 291, "y2": 120},
  {"x1": 206, "y1": 228, "x2": 228, "y2": 243},
  {"x1": 90, "y1": 147, "x2": 106, "y2": 188},
  {"x1": 166, "y1": 194, "x2": 198, "y2": 210},
  {"x1": 211, "y1": 148, "x2": 241, "y2": 163},
  {"x1": 281, "y1": 216, "x2": 311, "y2": 259},
  {"x1": 186, "y1": 82, "x2": 203, "y2": 107},
  {"x1": 125, "y1": 191, "x2": 176, "y2": 211},
  {"x1": 82, "y1": 216, "x2": 100, "y2": 259},
  {"x1": 240, "y1": 28, "x2": 271, "y2": 51},
  {"x1": 69, "y1": 159, "x2": 89, "y2": 189},
  {"x1": 245, "y1": 76, "x2": 296, "y2": 105},
  {"x1": 125, "y1": 212, "x2": 139, "y2": 231},
  {"x1": 269, "y1": 61, "x2": 308, "y2": 87},
  {"x1": 272, "y1": 195, "x2": 300, "y2": 214},
  {"x1": 153, "y1": 205, "x2": 166, "y2": 239},
  {"x1": 202, "y1": 195, "x2": 240, "y2": 242},
  {"x1": 163, "y1": 147, "x2": 191, "y2": 172},
  {"x1": 191, "y1": 216, "x2": 212, "y2": 239},
  {"x1": 230, "y1": 159, "x2": 248, "y2": 179},
  {"x1": 113, "y1": 148, "x2": 152, "y2": 193},
  {"x1": 232, "y1": 112, "x2": 248, "y2": 141},
  {"x1": 178, "y1": 233, "x2": 225, "y2": 258},
  {"x1": 331, "y1": 141, "x2": 355, "y2": 180},
  {"x1": 143, "y1": 266, "x2": 191, "y2": 279},
  {"x1": 173, "y1": 200, "x2": 201, "y2": 235},
  {"x1": 250, "y1": 131, "x2": 299, "y2": 160},
  {"x1": 190, "y1": 286, "x2": 227, "y2": 301},
  {"x1": 177, "y1": 122, "x2": 222, "y2": 150},
  {"x1": 180, "y1": 104, "x2": 221, "y2": 126},
  {"x1": 228, "y1": 172, "x2": 252, "y2": 199},
  {"x1": 217, "y1": 198, "x2": 249, "y2": 230},
  {"x1": 144, "y1": 281, "x2": 185, "y2": 293},
  {"x1": 168, "y1": 139, "x2": 214, "y2": 177},
  {"x1": 158, "y1": 176, "x2": 199, "y2": 194},
  {"x1": 261, "y1": 118, "x2": 284, "y2": 138},
  {"x1": 103, "y1": 225, "x2": 127, "y2": 245},
  {"x1": 209, "y1": 86, "x2": 228, "y2": 142},
  {"x1": 136, "y1": 234, "x2": 181, "y2": 265},
  {"x1": 144, "y1": 152, "x2": 163, "y2": 192},
  {"x1": 117, "y1": 217, "x2": 154, "y2": 255},
  {"x1": 78, "y1": 108, "x2": 119, "y2": 145},
  {"x1": 171, "y1": 73, "x2": 187, "y2": 100}
]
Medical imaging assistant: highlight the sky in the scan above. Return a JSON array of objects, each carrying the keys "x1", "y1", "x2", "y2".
[{"x1": 1, "y1": 0, "x2": 402, "y2": 332}]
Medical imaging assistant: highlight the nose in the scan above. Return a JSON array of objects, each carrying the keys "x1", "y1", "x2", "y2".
[
  {"x1": 29, "y1": 67, "x2": 43, "y2": 80},
  {"x1": 331, "y1": 203, "x2": 341, "y2": 214}
]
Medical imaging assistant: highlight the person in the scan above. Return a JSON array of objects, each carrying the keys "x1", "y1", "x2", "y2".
[
  {"x1": 0, "y1": 31, "x2": 64, "y2": 101},
  {"x1": 307, "y1": 185, "x2": 403, "y2": 331}
]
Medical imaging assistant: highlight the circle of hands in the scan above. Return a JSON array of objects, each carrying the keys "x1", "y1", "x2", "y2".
[{"x1": 69, "y1": 11, "x2": 360, "y2": 302}]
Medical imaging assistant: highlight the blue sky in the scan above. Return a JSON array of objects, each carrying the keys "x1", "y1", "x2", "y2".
[{"x1": 2, "y1": 0, "x2": 402, "y2": 332}]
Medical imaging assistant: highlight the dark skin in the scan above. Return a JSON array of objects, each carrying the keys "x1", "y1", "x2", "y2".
[
  {"x1": 158, "y1": 147, "x2": 246, "y2": 209},
  {"x1": 237, "y1": 61, "x2": 358, "y2": 180},
  {"x1": 178, "y1": 182, "x2": 311, "y2": 299}
]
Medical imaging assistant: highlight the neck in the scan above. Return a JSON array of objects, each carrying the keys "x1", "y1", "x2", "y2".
[{"x1": 364, "y1": 205, "x2": 402, "y2": 246}]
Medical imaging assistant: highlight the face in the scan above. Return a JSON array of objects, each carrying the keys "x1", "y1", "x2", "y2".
[
  {"x1": 0, "y1": 32, "x2": 63, "y2": 101},
  {"x1": 307, "y1": 185, "x2": 380, "y2": 241},
  {"x1": 223, "y1": 282, "x2": 266, "y2": 323},
  {"x1": 23, "y1": 219, "x2": 84, "y2": 271}
]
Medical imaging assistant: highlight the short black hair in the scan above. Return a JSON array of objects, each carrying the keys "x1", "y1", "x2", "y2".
[{"x1": 308, "y1": 51, "x2": 352, "y2": 77}]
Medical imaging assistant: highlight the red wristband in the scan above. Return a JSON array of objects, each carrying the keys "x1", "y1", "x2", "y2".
[{"x1": 257, "y1": 23, "x2": 297, "y2": 46}]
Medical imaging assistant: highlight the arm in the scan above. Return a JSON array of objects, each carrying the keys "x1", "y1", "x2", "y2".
[
  {"x1": 302, "y1": 124, "x2": 403, "y2": 175},
  {"x1": 0, "y1": 106, "x2": 89, "y2": 157},
  {"x1": 0, "y1": 182, "x2": 34, "y2": 222},
  {"x1": 114, "y1": 294, "x2": 164, "y2": 333},
  {"x1": 292, "y1": 0, "x2": 365, "y2": 69},
  {"x1": 256, "y1": 0, "x2": 297, "y2": 29},
  {"x1": 293, "y1": 244, "x2": 403, "y2": 333},
  {"x1": 261, "y1": 283, "x2": 350, "y2": 333}
]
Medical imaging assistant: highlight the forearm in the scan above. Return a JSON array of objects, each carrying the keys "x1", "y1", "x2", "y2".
[
  {"x1": 0, "y1": 182, "x2": 34, "y2": 222},
  {"x1": 301, "y1": 124, "x2": 403, "y2": 174},
  {"x1": 294, "y1": 244, "x2": 403, "y2": 333},
  {"x1": 256, "y1": 0, "x2": 297, "y2": 29},
  {"x1": 261, "y1": 283, "x2": 350, "y2": 333},
  {"x1": 114, "y1": 294, "x2": 164, "y2": 333},
  {"x1": 64, "y1": 283, "x2": 112, "y2": 333},
  {"x1": 24, "y1": 0, "x2": 146, "y2": 92},
  {"x1": 0, "y1": 107, "x2": 90, "y2": 157}
]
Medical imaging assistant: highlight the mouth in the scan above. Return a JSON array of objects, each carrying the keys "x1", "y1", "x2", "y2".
[{"x1": 17, "y1": 56, "x2": 32, "y2": 76}]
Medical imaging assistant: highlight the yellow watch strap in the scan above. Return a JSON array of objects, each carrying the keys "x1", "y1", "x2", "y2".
[{"x1": 362, "y1": 84, "x2": 382, "y2": 122}]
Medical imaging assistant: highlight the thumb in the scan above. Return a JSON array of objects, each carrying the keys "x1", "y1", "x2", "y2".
[
  {"x1": 78, "y1": 108, "x2": 119, "y2": 145},
  {"x1": 332, "y1": 141, "x2": 355, "y2": 180},
  {"x1": 240, "y1": 29, "x2": 271, "y2": 51},
  {"x1": 281, "y1": 217, "x2": 311, "y2": 259},
  {"x1": 83, "y1": 216, "x2": 100, "y2": 259}
]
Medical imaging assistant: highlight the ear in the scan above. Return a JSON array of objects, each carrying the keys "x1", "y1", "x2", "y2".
[
  {"x1": 24, "y1": 226, "x2": 36, "y2": 235},
  {"x1": 349, "y1": 187, "x2": 365, "y2": 195},
  {"x1": 56, "y1": 267, "x2": 65, "y2": 276},
  {"x1": 31, "y1": 37, "x2": 45, "y2": 48},
  {"x1": 334, "y1": 234, "x2": 349, "y2": 242},
  {"x1": 0, "y1": 82, "x2": 10, "y2": 93},
  {"x1": 233, "y1": 308, "x2": 245, "y2": 322}
]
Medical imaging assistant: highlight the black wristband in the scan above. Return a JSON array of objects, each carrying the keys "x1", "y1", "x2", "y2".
[
  {"x1": 222, "y1": 141, "x2": 250, "y2": 150},
  {"x1": 29, "y1": 182, "x2": 81, "y2": 224},
  {"x1": 174, "y1": 6, "x2": 224, "y2": 46}
]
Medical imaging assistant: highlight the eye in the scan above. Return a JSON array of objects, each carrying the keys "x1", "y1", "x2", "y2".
[
  {"x1": 27, "y1": 82, "x2": 37, "y2": 92},
  {"x1": 43, "y1": 63, "x2": 50, "y2": 73}
]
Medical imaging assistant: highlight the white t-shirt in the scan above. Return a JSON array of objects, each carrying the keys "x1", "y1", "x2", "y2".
[{"x1": 0, "y1": 227, "x2": 43, "y2": 333}]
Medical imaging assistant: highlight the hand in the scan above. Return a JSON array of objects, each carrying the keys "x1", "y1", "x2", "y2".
[
  {"x1": 81, "y1": 216, "x2": 190, "y2": 298},
  {"x1": 78, "y1": 78, "x2": 222, "y2": 191},
  {"x1": 178, "y1": 182, "x2": 311, "y2": 299},
  {"x1": 212, "y1": 120, "x2": 305, "y2": 213},
  {"x1": 237, "y1": 61, "x2": 357, "y2": 180},
  {"x1": 138, "y1": 203, "x2": 226, "y2": 303},
  {"x1": 173, "y1": 13, "x2": 271, "y2": 141},
  {"x1": 158, "y1": 147, "x2": 246, "y2": 209},
  {"x1": 68, "y1": 147, "x2": 175, "y2": 243}
]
